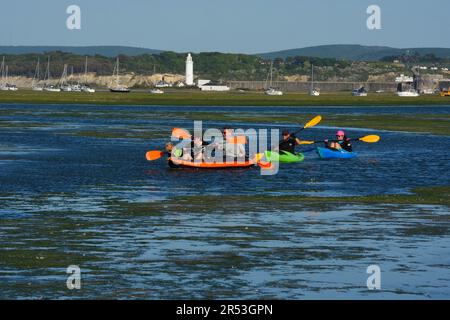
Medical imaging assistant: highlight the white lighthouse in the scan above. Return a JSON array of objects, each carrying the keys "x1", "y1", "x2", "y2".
[{"x1": 185, "y1": 53, "x2": 194, "y2": 86}]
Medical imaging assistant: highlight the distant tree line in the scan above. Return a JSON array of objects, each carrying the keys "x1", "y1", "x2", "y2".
[
  {"x1": 0, "y1": 50, "x2": 426, "y2": 81},
  {"x1": 380, "y1": 52, "x2": 450, "y2": 64}
]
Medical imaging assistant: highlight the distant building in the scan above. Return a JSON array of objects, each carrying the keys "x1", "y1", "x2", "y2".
[
  {"x1": 185, "y1": 53, "x2": 194, "y2": 86},
  {"x1": 415, "y1": 74, "x2": 443, "y2": 94},
  {"x1": 396, "y1": 74, "x2": 415, "y2": 93},
  {"x1": 197, "y1": 79, "x2": 211, "y2": 87},
  {"x1": 198, "y1": 80, "x2": 230, "y2": 91},
  {"x1": 395, "y1": 74, "x2": 413, "y2": 83}
]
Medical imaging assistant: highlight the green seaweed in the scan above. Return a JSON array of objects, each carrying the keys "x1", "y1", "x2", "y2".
[
  {"x1": 0, "y1": 90, "x2": 450, "y2": 107},
  {"x1": 169, "y1": 186, "x2": 450, "y2": 208}
]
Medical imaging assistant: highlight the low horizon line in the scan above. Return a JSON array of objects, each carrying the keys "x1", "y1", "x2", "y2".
[{"x1": 1, "y1": 43, "x2": 450, "y2": 55}]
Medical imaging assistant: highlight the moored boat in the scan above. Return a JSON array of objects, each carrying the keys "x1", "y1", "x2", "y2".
[
  {"x1": 317, "y1": 147, "x2": 358, "y2": 159},
  {"x1": 109, "y1": 57, "x2": 130, "y2": 93},
  {"x1": 264, "y1": 61, "x2": 283, "y2": 95},
  {"x1": 397, "y1": 89, "x2": 419, "y2": 97},
  {"x1": 352, "y1": 86, "x2": 367, "y2": 96}
]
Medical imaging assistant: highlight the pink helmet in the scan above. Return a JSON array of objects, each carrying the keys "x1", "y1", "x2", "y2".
[{"x1": 336, "y1": 130, "x2": 345, "y2": 136}]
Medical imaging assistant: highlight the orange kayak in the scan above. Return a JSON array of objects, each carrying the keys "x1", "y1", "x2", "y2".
[{"x1": 168, "y1": 158, "x2": 256, "y2": 169}]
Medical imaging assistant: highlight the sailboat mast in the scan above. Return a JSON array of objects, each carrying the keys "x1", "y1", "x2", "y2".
[
  {"x1": 1, "y1": 57, "x2": 5, "y2": 85},
  {"x1": 59, "y1": 64, "x2": 68, "y2": 87},
  {"x1": 85, "y1": 56, "x2": 88, "y2": 84},
  {"x1": 37, "y1": 57, "x2": 40, "y2": 80},
  {"x1": 32, "y1": 57, "x2": 40, "y2": 86},
  {"x1": 269, "y1": 61, "x2": 273, "y2": 87},
  {"x1": 116, "y1": 57, "x2": 120, "y2": 87},
  {"x1": 45, "y1": 56, "x2": 51, "y2": 82}
]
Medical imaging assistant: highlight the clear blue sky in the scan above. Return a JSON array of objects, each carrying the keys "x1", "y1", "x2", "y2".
[{"x1": 0, "y1": 0, "x2": 448, "y2": 53}]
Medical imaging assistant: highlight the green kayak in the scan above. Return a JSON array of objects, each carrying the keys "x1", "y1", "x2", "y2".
[{"x1": 265, "y1": 150, "x2": 305, "y2": 163}]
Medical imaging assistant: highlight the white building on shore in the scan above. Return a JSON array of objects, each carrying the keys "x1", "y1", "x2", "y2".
[
  {"x1": 395, "y1": 74, "x2": 414, "y2": 83},
  {"x1": 185, "y1": 53, "x2": 230, "y2": 91},
  {"x1": 185, "y1": 53, "x2": 194, "y2": 86},
  {"x1": 198, "y1": 79, "x2": 230, "y2": 91}
]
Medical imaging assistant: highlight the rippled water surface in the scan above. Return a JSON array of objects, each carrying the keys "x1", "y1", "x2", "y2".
[{"x1": 0, "y1": 104, "x2": 449, "y2": 299}]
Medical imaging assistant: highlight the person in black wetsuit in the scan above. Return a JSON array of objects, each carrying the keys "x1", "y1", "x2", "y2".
[
  {"x1": 325, "y1": 130, "x2": 352, "y2": 152},
  {"x1": 278, "y1": 130, "x2": 302, "y2": 154}
]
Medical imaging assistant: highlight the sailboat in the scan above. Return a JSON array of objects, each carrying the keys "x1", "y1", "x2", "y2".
[
  {"x1": 32, "y1": 58, "x2": 44, "y2": 91},
  {"x1": 0, "y1": 57, "x2": 18, "y2": 91},
  {"x1": 352, "y1": 86, "x2": 368, "y2": 97},
  {"x1": 68, "y1": 65, "x2": 82, "y2": 92},
  {"x1": 109, "y1": 57, "x2": 130, "y2": 93},
  {"x1": 59, "y1": 64, "x2": 72, "y2": 92},
  {"x1": 81, "y1": 56, "x2": 95, "y2": 93},
  {"x1": 397, "y1": 89, "x2": 419, "y2": 97},
  {"x1": 309, "y1": 64, "x2": 320, "y2": 96},
  {"x1": 264, "y1": 61, "x2": 283, "y2": 96},
  {"x1": 43, "y1": 56, "x2": 61, "y2": 92},
  {"x1": 5, "y1": 66, "x2": 18, "y2": 91},
  {"x1": 0, "y1": 57, "x2": 8, "y2": 91}
]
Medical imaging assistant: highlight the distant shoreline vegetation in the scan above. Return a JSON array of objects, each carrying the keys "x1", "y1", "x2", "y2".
[{"x1": 1, "y1": 49, "x2": 449, "y2": 83}]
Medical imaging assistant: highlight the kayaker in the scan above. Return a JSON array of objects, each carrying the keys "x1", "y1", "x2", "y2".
[
  {"x1": 166, "y1": 140, "x2": 194, "y2": 161},
  {"x1": 325, "y1": 130, "x2": 353, "y2": 152},
  {"x1": 165, "y1": 142, "x2": 184, "y2": 158},
  {"x1": 192, "y1": 136, "x2": 207, "y2": 161},
  {"x1": 165, "y1": 142, "x2": 174, "y2": 156},
  {"x1": 212, "y1": 127, "x2": 246, "y2": 161},
  {"x1": 278, "y1": 130, "x2": 302, "y2": 154}
]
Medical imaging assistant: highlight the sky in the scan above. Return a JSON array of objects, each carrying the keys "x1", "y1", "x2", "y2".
[{"x1": 0, "y1": 0, "x2": 449, "y2": 53}]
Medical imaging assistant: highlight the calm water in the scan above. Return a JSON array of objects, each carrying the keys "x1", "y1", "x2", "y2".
[{"x1": 0, "y1": 104, "x2": 449, "y2": 299}]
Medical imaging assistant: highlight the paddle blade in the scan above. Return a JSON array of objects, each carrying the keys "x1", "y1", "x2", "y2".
[
  {"x1": 172, "y1": 128, "x2": 191, "y2": 139},
  {"x1": 228, "y1": 136, "x2": 247, "y2": 144},
  {"x1": 303, "y1": 115, "x2": 322, "y2": 129},
  {"x1": 298, "y1": 140, "x2": 316, "y2": 145},
  {"x1": 146, "y1": 150, "x2": 164, "y2": 161},
  {"x1": 358, "y1": 135, "x2": 380, "y2": 143},
  {"x1": 257, "y1": 161, "x2": 274, "y2": 169},
  {"x1": 254, "y1": 153, "x2": 264, "y2": 162}
]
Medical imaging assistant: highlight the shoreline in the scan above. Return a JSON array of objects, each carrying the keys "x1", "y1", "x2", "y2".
[{"x1": 0, "y1": 90, "x2": 450, "y2": 107}]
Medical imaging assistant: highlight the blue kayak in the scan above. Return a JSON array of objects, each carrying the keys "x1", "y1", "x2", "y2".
[{"x1": 317, "y1": 147, "x2": 358, "y2": 159}]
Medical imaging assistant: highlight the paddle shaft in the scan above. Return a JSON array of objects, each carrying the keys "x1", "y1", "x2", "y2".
[
  {"x1": 307, "y1": 137, "x2": 365, "y2": 144},
  {"x1": 291, "y1": 127, "x2": 306, "y2": 136}
]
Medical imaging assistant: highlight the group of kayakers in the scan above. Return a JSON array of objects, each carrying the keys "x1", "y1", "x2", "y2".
[
  {"x1": 276, "y1": 129, "x2": 352, "y2": 153},
  {"x1": 166, "y1": 126, "x2": 353, "y2": 162},
  {"x1": 165, "y1": 127, "x2": 247, "y2": 161},
  {"x1": 146, "y1": 115, "x2": 380, "y2": 166}
]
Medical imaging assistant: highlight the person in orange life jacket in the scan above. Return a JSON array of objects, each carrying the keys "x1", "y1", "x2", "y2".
[
  {"x1": 210, "y1": 127, "x2": 246, "y2": 160},
  {"x1": 278, "y1": 130, "x2": 302, "y2": 154},
  {"x1": 324, "y1": 130, "x2": 352, "y2": 152}
]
